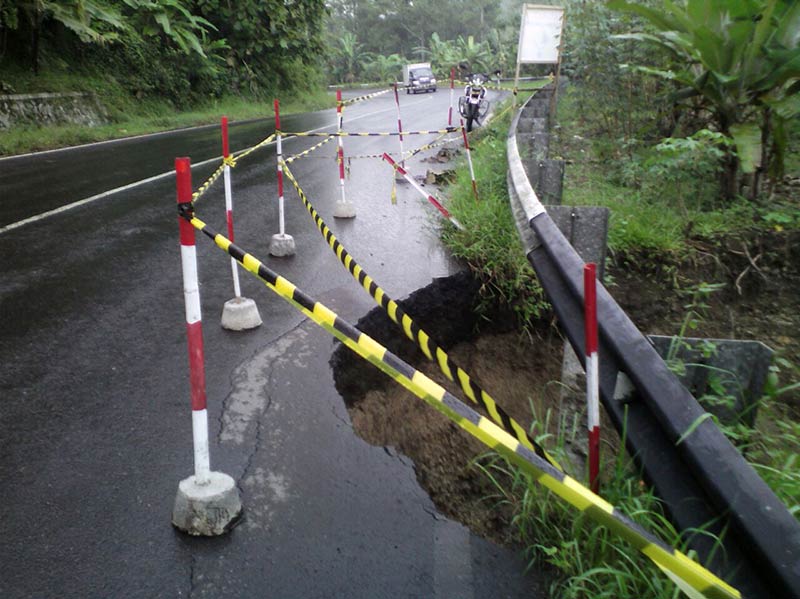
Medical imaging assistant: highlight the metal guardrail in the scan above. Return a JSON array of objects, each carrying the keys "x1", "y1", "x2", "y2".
[{"x1": 506, "y1": 90, "x2": 800, "y2": 599}]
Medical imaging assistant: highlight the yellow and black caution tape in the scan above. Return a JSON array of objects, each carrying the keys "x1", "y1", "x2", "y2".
[
  {"x1": 338, "y1": 88, "x2": 393, "y2": 107},
  {"x1": 280, "y1": 127, "x2": 461, "y2": 139},
  {"x1": 190, "y1": 132, "x2": 277, "y2": 203},
  {"x1": 344, "y1": 135, "x2": 462, "y2": 162},
  {"x1": 282, "y1": 162, "x2": 562, "y2": 471},
  {"x1": 285, "y1": 135, "x2": 335, "y2": 165},
  {"x1": 192, "y1": 161, "x2": 228, "y2": 203},
  {"x1": 181, "y1": 212, "x2": 740, "y2": 599}
]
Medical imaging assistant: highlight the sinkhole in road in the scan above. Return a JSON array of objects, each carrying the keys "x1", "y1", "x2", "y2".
[{"x1": 330, "y1": 270, "x2": 572, "y2": 546}]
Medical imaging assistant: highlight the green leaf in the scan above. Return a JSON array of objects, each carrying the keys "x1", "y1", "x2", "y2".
[
  {"x1": 729, "y1": 122, "x2": 762, "y2": 174},
  {"x1": 676, "y1": 412, "x2": 715, "y2": 446},
  {"x1": 154, "y1": 12, "x2": 171, "y2": 35}
]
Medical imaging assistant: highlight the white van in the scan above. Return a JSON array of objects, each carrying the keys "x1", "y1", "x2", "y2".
[{"x1": 402, "y1": 63, "x2": 437, "y2": 94}]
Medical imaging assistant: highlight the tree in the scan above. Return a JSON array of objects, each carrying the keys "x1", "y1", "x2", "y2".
[
  {"x1": 363, "y1": 52, "x2": 402, "y2": 83},
  {"x1": 611, "y1": 0, "x2": 800, "y2": 199},
  {"x1": 3, "y1": 0, "x2": 125, "y2": 73},
  {"x1": 329, "y1": 32, "x2": 371, "y2": 83},
  {"x1": 193, "y1": 0, "x2": 327, "y2": 94}
]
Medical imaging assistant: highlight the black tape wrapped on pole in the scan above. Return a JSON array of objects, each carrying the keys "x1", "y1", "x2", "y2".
[{"x1": 507, "y1": 93, "x2": 800, "y2": 599}]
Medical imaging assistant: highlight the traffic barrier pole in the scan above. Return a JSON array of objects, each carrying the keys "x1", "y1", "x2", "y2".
[
  {"x1": 448, "y1": 67, "x2": 455, "y2": 126},
  {"x1": 219, "y1": 118, "x2": 262, "y2": 331},
  {"x1": 460, "y1": 119, "x2": 479, "y2": 201},
  {"x1": 221, "y1": 117, "x2": 241, "y2": 298},
  {"x1": 334, "y1": 89, "x2": 356, "y2": 218},
  {"x1": 393, "y1": 83, "x2": 406, "y2": 169},
  {"x1": 176, "y1": 157, "x2": 211, "y2": 484},
  {"x1": 584, "y1": 263, "x2": 600, "y2": 493},
  {"x1": 269, "y1": 100, "x2": 296, "y2": 255},
  {"x1": 173, "y1": 157, "x2": 242, "y2": 535},
  {"x1": 382, "y1": 152, "x2": 463, "y2": 230}
]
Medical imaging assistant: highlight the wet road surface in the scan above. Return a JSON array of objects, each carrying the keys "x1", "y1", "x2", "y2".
[{"x1": 0, "y1": 88, "x2": 545, "y2": 598}]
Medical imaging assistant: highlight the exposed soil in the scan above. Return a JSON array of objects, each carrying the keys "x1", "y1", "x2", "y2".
[{"x1": 330, "y1": 228, "x2": 800, "y2": 553}]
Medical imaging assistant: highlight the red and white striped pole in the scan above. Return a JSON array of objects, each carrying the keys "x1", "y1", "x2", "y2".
[
  {"x1": 334, "y1": 89, "x2": 355, "y2": 218},
  {"x1": 269, "y1": 100, "x2": 296, "y2": 255},
  {"x1": 584, "y1": 262, "x2": 600, "y2": 493},
  {"x1": 448, "y1": 67, "x2": 455, "y2": 126},
  {"x1": 393, "y1": 83, "x2": 406, "y2": 169},
  {"x1": 219, "y1": 118, "x2": 262, "y2": 331},
  {"x1": 382, "y1": 152, "x2": 463, "y2": 231},
  {"x1": 460, "y1": 119, "x2": 479, "y2": 201},
  {"x1": 221, "y1": 117, "x2": 241, "y2": 298},
  {"x1": 275, "y1": 100, "x2": 286, "y2": 237},
  {"x1": 175, "y1": 157, "x2": 211, "y2": 485}
]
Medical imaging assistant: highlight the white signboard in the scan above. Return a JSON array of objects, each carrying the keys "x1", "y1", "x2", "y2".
[{"x1": 517, "y1": 4, "x2": 565, "y2": 64}]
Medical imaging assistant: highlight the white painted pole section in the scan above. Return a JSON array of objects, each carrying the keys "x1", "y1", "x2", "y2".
[
  {"x1": 192, "y1": 409, "x2": 211, "y2": 482},
  {"x1": 393, "y1": 84, "x2": 405, "y2": 168},
  {"x1": 223, "y1": 165, "x2": 242, "y2": 298}
]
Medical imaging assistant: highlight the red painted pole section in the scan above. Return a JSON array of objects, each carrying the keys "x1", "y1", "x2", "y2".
[
  {"x1": 176, "y1": 157, "x2": 211, "y2": 482},
  {"x1": 584, "y1": 262, "x2": 600, "y2": 493},
  {"x1": 221, "y1": 117, "x2": 235, "y2": 241},
  {"x1": 336, "y1": 90, "x2": 346, "y2": 184}
]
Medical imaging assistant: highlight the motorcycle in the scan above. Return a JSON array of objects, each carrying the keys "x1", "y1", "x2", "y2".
[{"x1": 458, "y1": 73, "x2": 490, "y2": 132}]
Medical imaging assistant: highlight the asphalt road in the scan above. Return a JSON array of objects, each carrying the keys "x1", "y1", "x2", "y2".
[{"x1": 0, "y1": 87, "x2": 545, "y2": 597}]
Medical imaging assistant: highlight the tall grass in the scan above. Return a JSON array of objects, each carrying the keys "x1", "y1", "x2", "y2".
[
  {"x1": 441, "y1": 104, "x2": 549, "y2": 329},
  {"x1": 473, "y1": 403, "x2": 700, "y2": 599}
]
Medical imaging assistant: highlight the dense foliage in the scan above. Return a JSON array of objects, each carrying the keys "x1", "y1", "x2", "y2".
[
  {"x1": 0, "y1": 0, "x2": 328, "y2": 103},
  {"x1": 611, "y1": 0, "x2": 800, "y2": 199}
]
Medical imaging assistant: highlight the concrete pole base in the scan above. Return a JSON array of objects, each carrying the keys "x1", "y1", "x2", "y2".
[
  {"x1": 172, "y1": 471, "x2": 242, "y2": 536},
  {"x1": 221, "y1": 297, "x2": 262, "y2": 331},
  {"x1": 333, "y1": 201, "x2": 356, "y2": 219},
  {"x1": 269, "y1": 233, "x2": 296, "y2": 257}
]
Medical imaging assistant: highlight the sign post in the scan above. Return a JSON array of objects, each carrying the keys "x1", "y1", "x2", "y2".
[{"x1": 514, "y1": 4, "x2": 565, "y2": 115}]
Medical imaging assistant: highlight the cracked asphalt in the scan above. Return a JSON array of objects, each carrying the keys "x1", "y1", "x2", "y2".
[{"x1": 0, "y1": 89, "x2": 545, "y2": 597}]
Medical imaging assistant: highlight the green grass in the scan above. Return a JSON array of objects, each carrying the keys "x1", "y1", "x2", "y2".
[
  {"x1": 441, "y1": 102, "x2": 549, "y2": 329},
  {"x1": 474, "y1": 405, "x2": 697, "y2": 599}
]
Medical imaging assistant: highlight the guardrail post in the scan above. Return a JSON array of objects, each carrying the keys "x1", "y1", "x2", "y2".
[
  {"x1": 333, "y1": 89, "x2": 356, "y2": 218},
  {"x1": 219, "y1": 116, "x2": 262, "y2": 330},
  {"x1": 172, "y1": 157, "x2": 242, "y2": 536},
  {"x1": 269, "y1": 99, "x2": 297, "y2": 256}
]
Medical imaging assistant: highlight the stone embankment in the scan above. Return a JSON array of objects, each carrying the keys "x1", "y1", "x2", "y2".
[{"x1": 0, "y1": 92, "x2": 107, "y2": 129}]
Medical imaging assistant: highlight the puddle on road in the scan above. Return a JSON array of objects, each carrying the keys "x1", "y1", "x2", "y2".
[{"x1": 330, "y1": 271, "x2": 568, "y2": 545}]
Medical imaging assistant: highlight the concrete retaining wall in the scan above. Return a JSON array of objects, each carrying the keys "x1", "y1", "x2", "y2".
[{"x1": 0, "y1": 92, "x2": 107, "y2": 129}]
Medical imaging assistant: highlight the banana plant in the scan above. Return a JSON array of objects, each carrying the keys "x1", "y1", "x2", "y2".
[{"x1": 610, "y1": 0, "x2": 800, "y2": 199}]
